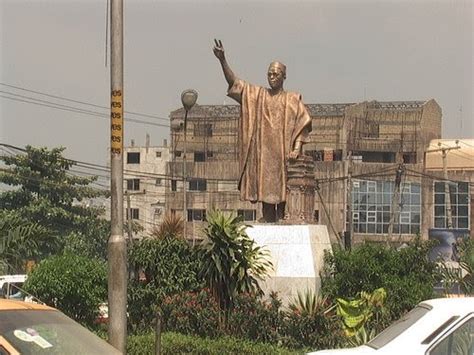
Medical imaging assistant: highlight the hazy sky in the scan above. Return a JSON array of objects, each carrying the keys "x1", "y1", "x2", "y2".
[{"x1": 1, "y1": 0, "x2": 472, "y2": 165}]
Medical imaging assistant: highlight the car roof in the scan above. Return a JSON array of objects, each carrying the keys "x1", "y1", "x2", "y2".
[
  {"x1": 0, "y1": 299, "x2": 54, "y2": 311},
  {"x1": 420, "y1": 297, "x2": 474, "y2": 313}
]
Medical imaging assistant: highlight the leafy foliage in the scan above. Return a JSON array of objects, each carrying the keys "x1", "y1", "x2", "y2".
[
  {"x1": 162, "y1": 289, "x2": 222, "y2": 338},
  {"x1": 0, "y1": 146, "x2": 109, "y2": 261},
  {"x1": 288, "y1": 289, "x2": 329, "y2": 317},
  {"x1": 440, "y1": 238, "x2": 474, "y2": 295},
  {"x1": 162, "y1": 288, "x2": 342, "y2": 351},
  {"x1": 126, "y1": 332, "x2": 299, "y2": 355},
  {"x1": 198, "y1": 210, "x2": 272, "y2": 313},
  {"x1": 149, "y1": 213, "x2": 184, "y2": 239},
  {"x1": 336, "y1": 288, "x2": 386, "y2": 342},
  {"x1": 321, "y1": 239, "x2": 441, "y2": 323},
  {"x1": 23, "y1": 253, "x2": 107, "y2": 327},
  {"x1": 128, "y1": 237, "x2": 202, "y2": 330},
  {"x1": 0, "y1": 212, "x2": 51, "y2": 273},
  {"x1": 282, "y1": 295, "x2": 342, "y2": 350}
]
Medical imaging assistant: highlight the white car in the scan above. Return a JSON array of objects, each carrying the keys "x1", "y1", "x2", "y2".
[{"x1": 309, "y1": 297, "x2": 474, "y2": 355}]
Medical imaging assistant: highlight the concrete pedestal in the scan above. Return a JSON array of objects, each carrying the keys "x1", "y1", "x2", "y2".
[{"x1": 246, "y1": 224, "x2": 332, "y2": 306}]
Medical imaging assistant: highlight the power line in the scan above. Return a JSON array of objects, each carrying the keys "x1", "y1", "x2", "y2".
[
  {"x1": 0, "y1": 82, "x2": 169, "y2": 122},
  {"x1": 0, "y1": 93, "x2": 170, "y2": 128}
]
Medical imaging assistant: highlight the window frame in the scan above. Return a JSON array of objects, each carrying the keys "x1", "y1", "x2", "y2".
[{"x1": 126, "y1": 152, "x2": 140, "y2": 164}]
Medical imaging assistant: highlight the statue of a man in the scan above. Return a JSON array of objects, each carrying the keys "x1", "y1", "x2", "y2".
[{"x1": 213, "y1": 39, "x2": 312, "y2": 222}]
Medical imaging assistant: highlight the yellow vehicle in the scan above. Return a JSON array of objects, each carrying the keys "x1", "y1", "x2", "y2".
[{"x1": 0, "y1": 299, "x2": 121, "y2": 354}]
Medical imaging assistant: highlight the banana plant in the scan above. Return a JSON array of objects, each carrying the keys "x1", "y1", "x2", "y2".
[{"x1": 336, "y1": 288, "x2": 387, "y2": 342}]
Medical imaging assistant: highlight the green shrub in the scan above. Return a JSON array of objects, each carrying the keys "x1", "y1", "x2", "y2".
[
  {"x1": 162, "y1": 289, "x2": 222, "y2": 338},
  {"x1": 127, "y1": 332, "x2": 300, "y2": 355},
  {"x1": 282, "y1": 297, "x2": 343, "y2": 350},
  {"x1": 321, "y1": 239, "x2": 441, "y2": 323},
  {"x1": 24, "y1": 253, "x2": 107, "y2": 327},
  {"x1": 128, "y1": 237, "x2": 202, "y2": 331},
  {"x1": 227, "y1": 291, "x2": 283, "y2": 344}
]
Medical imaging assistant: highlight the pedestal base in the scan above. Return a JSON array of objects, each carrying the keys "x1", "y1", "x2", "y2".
[{"x1": 246, "y1": 224, "x2": 332, "y2": 306}]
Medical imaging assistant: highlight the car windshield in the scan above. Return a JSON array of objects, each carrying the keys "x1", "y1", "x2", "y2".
[
  {"x1": 367, "y1": 304, "x2": 432, "y2": 349},
  {"x1": 0, "y1": 309, "x2": 121, "y2": 355}
]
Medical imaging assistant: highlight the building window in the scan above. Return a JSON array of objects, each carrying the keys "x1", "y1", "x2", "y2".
[
  {"x1": 126, "y1": 179, "x2": 140, "y2": 191},
  {"x1": 171, "y1": 179, "x2": 177, "y2": 192},
  {"x1": 127, "y1": 208, "x2": 139, "y2": 220},
  {"x1": 193, "y1": 123, "x2": 213, "y2": 137},
  {"x1": 188, "y1": 209, "x2": 206, "y2": 221},
  {"x1": 194, "y1": 151, "x2": 206, "y2": 162},
  {"x1": 175, "y1": 151, "x2": 182, "y2": 158},
  {"x1": 156, "y1": 151, "x2": 162, "y2": 158},
  {"x1": 189, "y1": 179, "x2": 207, "y2": 191},
  {"x1": 350, "y1": 179, "x2": 421, "y2": 235},
  {"x1": 127, "y1": 152, "x2": 140, "y2": 164},
  {"x1": 237, "y1": 209, "x2": 256, "y2": 221},
  {"x1": 434, "y1": 181, "x2": 470, "y2": 229},
  {"x1": 314, "y1": 210, "x2": 320, "y2": 223},
  {"x1": 403, "y1": 152, "x2": 417, "y2": 164}
]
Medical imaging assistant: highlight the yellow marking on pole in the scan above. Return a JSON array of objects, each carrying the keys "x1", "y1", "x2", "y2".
[{"x1": 111, "y1": 90, "x2": 123, "y2": 154}]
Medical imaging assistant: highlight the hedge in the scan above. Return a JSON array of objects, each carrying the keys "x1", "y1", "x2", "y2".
[{"x1": 127, "y1": 332, "x2": 301, "y2": 355}]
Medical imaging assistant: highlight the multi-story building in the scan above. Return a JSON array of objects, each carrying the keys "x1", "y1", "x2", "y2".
[
  {"x1": 123, "y1": 135, "x2": 170, "y2": 238},
  {"x1": 167, "y1": 99, "x2": 472, "y2": 244}
]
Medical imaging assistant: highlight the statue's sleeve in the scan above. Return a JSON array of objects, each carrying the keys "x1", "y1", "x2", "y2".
[
  {"x1": 297, "y1": 98, "x2": 312, "y2": 143},
  {"x1": 227, "y1": 78, "x2": 246, "y2": 104}
]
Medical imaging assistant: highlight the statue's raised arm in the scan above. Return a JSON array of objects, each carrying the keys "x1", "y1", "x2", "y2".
[{"x1": 213, "y1": 39, "x2": 237, "y2": 89}]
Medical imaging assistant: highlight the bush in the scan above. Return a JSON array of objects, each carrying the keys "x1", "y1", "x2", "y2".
[
  {"x1": 128, "y1": 237, "x2": 202, "y2": 331},
  {"x1": 162, "y1": 289, "x2": 222, "y2": 338},
  {"x1": 282, "y1": 299, "x2": 343, "y2": 350},
  {"x1": 227, "y1": 292, "x2": 283, "y2": 344},
  {"x1": 24, "y1": 253, "x2": 107, "y2": 327},
  {"x1": 127, "y1": 332, "x2": 299, "y2": 355},
  {"x1": 162, "y1": 288, "x2": 342, "y2": 351},
  {"x1": 321, "y1": 239, "x2": 441, "y2": 323}
]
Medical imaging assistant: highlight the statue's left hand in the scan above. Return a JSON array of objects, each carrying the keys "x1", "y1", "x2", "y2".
[{"x1": 288, "y1": 150, "x2": 299, "y2": 160}]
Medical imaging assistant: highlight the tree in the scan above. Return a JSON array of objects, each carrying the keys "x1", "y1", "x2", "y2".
[
  {"x1": 198, "y1": 210, "x2": 272, "y2": 316},
  {"x1": 0, "y1": 146, "x2": 109, "y2": 262},
  {"x1": 0, "y1": 212, "x2": 50, "y2": 273},
  {"x1": 128, "y1": 236, "x2": 202, "y2": 330},
  {"x1": 24, "y1": 254, "x2": 107, "y2": 328}
]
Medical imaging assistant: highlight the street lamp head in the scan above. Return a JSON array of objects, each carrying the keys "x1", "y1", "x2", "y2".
[{"x1": 181, "y1": 89, "x2": 198, "y2": 112}]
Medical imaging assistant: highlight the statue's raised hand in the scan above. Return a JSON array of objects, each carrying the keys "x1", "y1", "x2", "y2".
[{"x1": 213, "y1": 39, "x2": 225, "y2": 61}]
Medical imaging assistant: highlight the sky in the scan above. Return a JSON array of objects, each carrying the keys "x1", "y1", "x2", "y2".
[{"x1": 1, "y1": 0, "x2": 472, "y2": 165}]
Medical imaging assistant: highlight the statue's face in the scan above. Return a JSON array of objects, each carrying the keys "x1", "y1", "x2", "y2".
[{"x1": 267, "y1": 66, "x2": 285, "y2": 90}]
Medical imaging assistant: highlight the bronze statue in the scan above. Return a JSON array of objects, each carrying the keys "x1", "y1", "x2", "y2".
[{"x1": 213, "y1": 39, "x2": 312, "y2": 222}]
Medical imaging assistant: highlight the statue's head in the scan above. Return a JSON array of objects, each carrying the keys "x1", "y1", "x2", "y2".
[{"x1": 267, "y1": 61, "x2": 286, "y2": 91}]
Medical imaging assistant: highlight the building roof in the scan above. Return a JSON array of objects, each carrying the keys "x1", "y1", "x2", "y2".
[
  {"x1": 169, "y1": 100, "x2": 431, "y2": 119},
  {"x1": 425, "y1": 139, "x2": 474, "y2": 171}
]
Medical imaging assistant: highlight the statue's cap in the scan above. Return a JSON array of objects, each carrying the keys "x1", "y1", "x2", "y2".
[{"x1": 268, "y1": 61, "x2": 287, "y2": 75}]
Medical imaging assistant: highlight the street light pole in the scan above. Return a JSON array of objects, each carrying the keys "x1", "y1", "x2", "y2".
[
  {"x1": 108, "y1": 0, "x2": 127, "y2": 352},
  {"x1": 180, "y1": 90, "x2": 198, "y2": 241}
]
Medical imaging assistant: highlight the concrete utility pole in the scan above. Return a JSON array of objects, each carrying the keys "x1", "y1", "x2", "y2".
[
  {"x1": 426, "y1": 142, "x2": 460, "y2": 229},
  {"x1": 108, "y1": 0, "x2": 127, "y2": 352}
]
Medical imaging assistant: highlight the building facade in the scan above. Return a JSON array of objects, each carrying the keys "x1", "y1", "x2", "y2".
[
  {"x1": 166, "y1": 99, "x2": 472, "y2": 244},
  {"x1": 123, "y1": 137, "x2": 170, "y2": 238}
]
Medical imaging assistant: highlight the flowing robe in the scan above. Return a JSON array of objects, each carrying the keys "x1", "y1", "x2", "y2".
[{"x1": 228, "y1": 79, "x2": 312, "y2": 204}]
